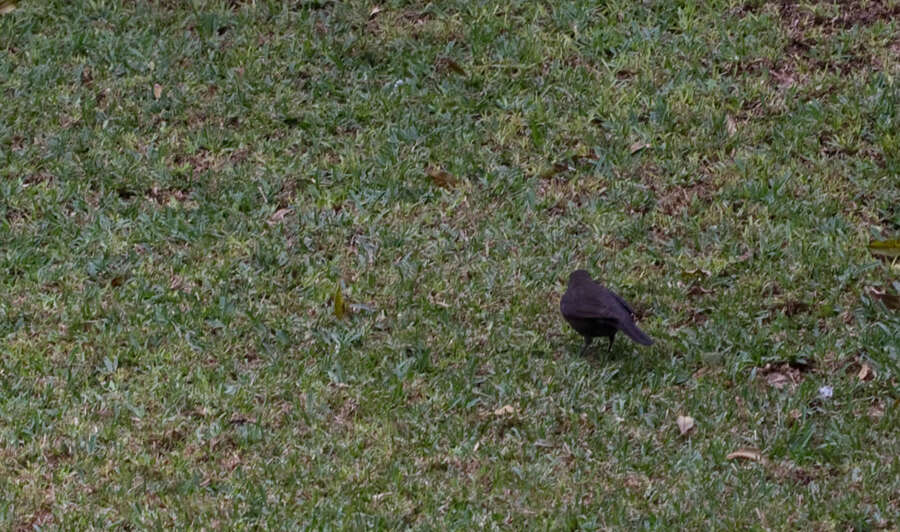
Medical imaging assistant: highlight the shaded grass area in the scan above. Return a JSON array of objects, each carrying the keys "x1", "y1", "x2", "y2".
[{"x1": 1, "y1": 0, "x2": 898, "y2": 528}]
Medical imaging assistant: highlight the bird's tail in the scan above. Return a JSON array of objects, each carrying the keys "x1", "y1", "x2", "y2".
[{"x1": 621, "y1": 321, "x2": 654, "y2": 345}]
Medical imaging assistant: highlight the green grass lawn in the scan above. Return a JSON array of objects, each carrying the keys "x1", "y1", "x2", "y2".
[{"x1": 1, "y1": 0, "x2": 899, "y2": 528}]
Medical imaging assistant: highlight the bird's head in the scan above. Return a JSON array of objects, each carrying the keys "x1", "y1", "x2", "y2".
[{"x1": 568, "y1": 269, "x2": 593, "y2": 285}]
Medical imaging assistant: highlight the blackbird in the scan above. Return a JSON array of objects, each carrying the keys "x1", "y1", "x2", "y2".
[{"x1": 560, "y1": 269, "x2": 653, "y2": 355}]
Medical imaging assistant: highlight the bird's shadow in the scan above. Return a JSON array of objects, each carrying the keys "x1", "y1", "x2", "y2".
[
  {"x1": 580, "y1": 345, "x2": 622, "y2": 365},
  {"x1": 575, "y1": 342, "x2": 658, "y2": 375}
]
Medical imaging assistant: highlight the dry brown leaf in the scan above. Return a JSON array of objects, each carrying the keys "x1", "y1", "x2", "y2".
[
  {"x1": 781, "y1": 299, "x2": 810, "y2": 317},
  {"x1": 759, "y1": 362, "x2": 809, "y2": 390},
  {"x1": 494, "y1": 404, "x2": 516, "y2": 416},
  {"x1": 540, "y1": 162, "x2": 571, "y2": 179},
  {"x1": 726, "y1": 115, "x2": 737, "y2": 137},
  {"x1": 857, "y1": 362, "x2": 875, "y2": 381},
  {"x1": 573, "y1": 151, "x2": 600, "y2": 164},
  {"x1": 867, "y1": 286, "x2": 900, "y2": 310},
  {"x1": 222, "y1": 452, "x2": 241, "y2": 470},
  {"x1": 676, "y1": 415, "x2": 695, "y2": 435},
  {"x1": 687, "y1": 284, "x2": 712, "y2": 297},
  {"x1": 765, "y1": 371, "x2": 789, "y2": 389},
  {"x1": 772, "y1": 69, "x2": 795, "y2": 88},
  {"x1": 268, "y1": 207, "x2": 292, "y2": 225},
  {"x1": 0, "y1": 0, "x2": 16, "y2": 15},
  {"x1": 727, "y1": 448, "x2": 764, "y2": 462},
  {"x1": 440, "y1": 57, "x2": 467, "y2": 76},
  {"x1": 681, "y1": 268, "x2": 712, "y2": 279},
  {"x1": 425, "y1": 166, "x2": 459, "y2": 189},
  {"x1": 229, "y1": 413, "x2": 256, "y2": 425},
  {"x1": 153, "y1": 83, "x2": 163, "y2": 100},
  {"x1": 629, "y1": 141, "x2": 650, "y2": 155}
]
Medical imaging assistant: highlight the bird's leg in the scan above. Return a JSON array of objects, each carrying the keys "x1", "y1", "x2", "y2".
[
  {"x1": 579, "y1": 336, "x2": 592, "y2": 356},
  {"x1": 607, "y1": 334, "x2": 615, "y2": 352}
]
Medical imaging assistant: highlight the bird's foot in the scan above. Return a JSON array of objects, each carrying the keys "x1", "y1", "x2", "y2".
[{"x1": 579, "y1": 339, "x2": 592, "y2": 357}]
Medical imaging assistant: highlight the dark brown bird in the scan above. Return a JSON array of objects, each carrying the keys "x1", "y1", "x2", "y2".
[{"x1": 560, "y1": 270, "x2": 653, "y2": 355}]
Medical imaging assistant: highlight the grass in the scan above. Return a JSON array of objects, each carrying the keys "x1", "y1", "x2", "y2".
[{"x1": 1, "y1": 0, "x2": 899, "y2": 528}]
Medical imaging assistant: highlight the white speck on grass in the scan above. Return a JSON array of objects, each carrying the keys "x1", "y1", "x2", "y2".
[
  {"x1": 388, "y1": 78, "x2": 410, "y2": 90},
  {"x1": 818, "y1": 385, "x2": 833, "y2": 399}
]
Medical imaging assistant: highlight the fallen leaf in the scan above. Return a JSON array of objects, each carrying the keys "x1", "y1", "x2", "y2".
[
  {"x1": 735, "y1": 248, "x2": 753, "y2": 262},
  {"x1": 333, "y1": 285, "x2": 346, "y2": 319},
  {"x1": 540, "y1": 162, "x2": 571, "y2": 179},
  {"x1": 681, "y1": 268, "x2": 712, "y2": 280},
  {"x1": 676, "y1": 415, "x2": 695, "y2": 435},
  {"x1": 759, "y1": 361, "x2": 809, "y2": 391},
  {"x1": 772, "y1": 68, "x2": 795, "y2": 88},
  {"x1": 368, "y1": 5, "x2": 382, "y2": 19},
  {"x1": 425, "y1": 166, "x2": 459, "y2": 189},
  {"x1": 629, "y1": 141, "x2": 650, "y2": 155},
  {"x1": 687, "y1": 284, "x2": 712, "y2": 297},
  {"x1": 725, "y1": 114, "x2": 737, "y2": 137},
  {"x1": 867, "y1": 286, "x2": 900, "y2": 309},
  {"x1": 0, "y1": 0, "x2": 16, "y2": 15},
  {"x1": 727, "y1": 448, "x2": 764, "y2": 462},
  {"x1": 153, "y1": 83, "x2": 163, "y2": 100},
  {"x1": 437, "y1": 57, "x2": 466, "y2": 76},
  {"x1": 573, "y1": 151, "x2": 600, "y2": 163},
  {"x1": 781, "y1": 299, "x2": 810, "y2": 317},
  {"x1": 857, "y1": 362, "x2": 874, "y2": 381},
  {"x1": 494, "y1": 404, "x2": 516, "y2": 416},
  {"x1": 268, "y1": 207, "x2": 292, "y2": 225},
  {"x1": 229, "y1": 413, "x2": 256, "y2": 425},
  {"x1": 868, "y1": 239, "x2": 900, "y2": 257},
  {"x1": 221, "y1": 452, "x2": 241, "y2": 470},
  {"x1": 766, "y1": 372, "x2": 790, "y2": 389}
]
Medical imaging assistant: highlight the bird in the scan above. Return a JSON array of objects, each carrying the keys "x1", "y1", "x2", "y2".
[{"x1": 560, "y1": 269, "x2": 653, "y2": 355}]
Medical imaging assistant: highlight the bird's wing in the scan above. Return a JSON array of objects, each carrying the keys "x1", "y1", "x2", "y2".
[
  {"x1": 561, "y1": 284, "x2": 630, "y2": 323},
  {"x1": 608, "y1": 288, "x2": 636, "y2": 316},
  {"x1": 600, "y1": 287, "x2": 653, "y2": 345}
]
